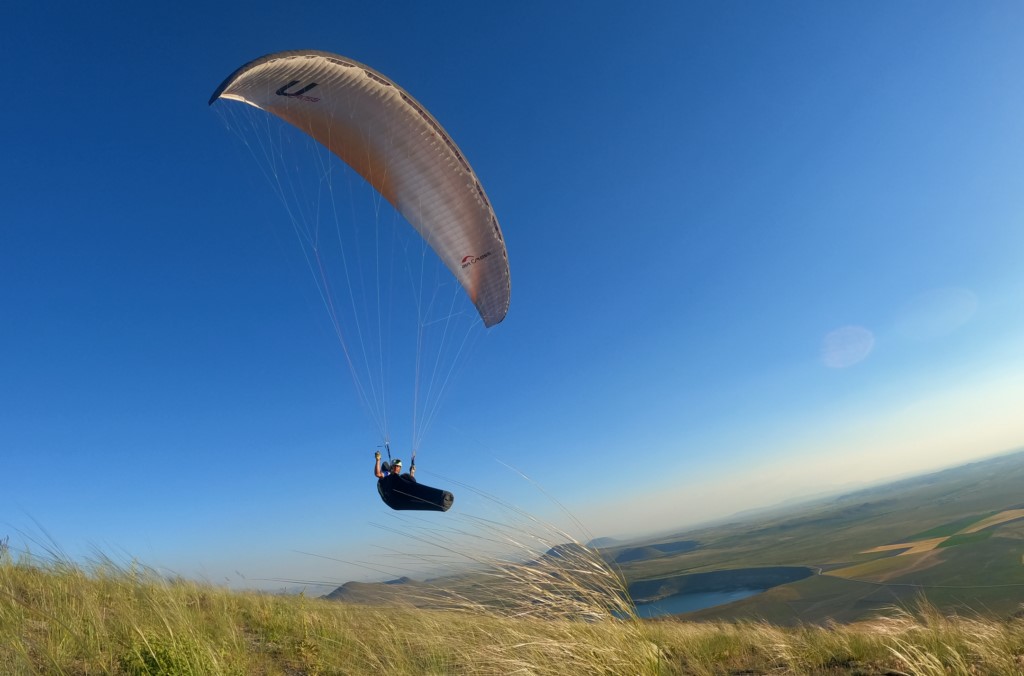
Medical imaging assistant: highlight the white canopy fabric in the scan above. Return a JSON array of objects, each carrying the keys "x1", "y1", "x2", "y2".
[{"x1": 211, "y1": 50, "x2": 510, "y2": 327}]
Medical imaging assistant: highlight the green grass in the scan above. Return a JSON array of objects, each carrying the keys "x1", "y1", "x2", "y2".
[
  {"x1": 938, "y1": 530, "x2": 994, "y2": 548},
  {"x1": 906, "y1": 512, "x2": 999, "y2": 541}
]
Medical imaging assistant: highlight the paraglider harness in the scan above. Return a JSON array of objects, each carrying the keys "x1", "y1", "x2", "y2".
[{"x1": 376, "y1": 442, "x2": 453, "y2": 512}]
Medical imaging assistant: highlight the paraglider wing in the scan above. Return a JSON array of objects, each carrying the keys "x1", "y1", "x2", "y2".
[{"x1": 210, "y1": 50, "x2": 510, "y2": 327}]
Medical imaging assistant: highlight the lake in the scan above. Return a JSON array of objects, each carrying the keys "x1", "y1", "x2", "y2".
[{"x1": 632, "y1": 588, "x2": 763, "y2": 618}]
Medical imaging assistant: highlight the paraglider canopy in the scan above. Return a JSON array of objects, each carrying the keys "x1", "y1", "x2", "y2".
[
  {"x1": 211, "y1": 51, "x2": 508, "y2": 496},
  {"x1": 209, "y1": 50, "x2": 510, "y2": 327}
]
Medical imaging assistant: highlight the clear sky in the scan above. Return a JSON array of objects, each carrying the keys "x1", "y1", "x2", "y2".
[{"x1": 3, "y1": 2, "x2": 1024, "y2": 590}]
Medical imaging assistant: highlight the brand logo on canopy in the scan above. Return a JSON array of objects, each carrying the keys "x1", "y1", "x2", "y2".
[
  {"x1": 275, "y1": 80, "x2": 320, "y2": 102},
  {"x1": 461, "y1": 251, "x2": 492, "y2": 268}
]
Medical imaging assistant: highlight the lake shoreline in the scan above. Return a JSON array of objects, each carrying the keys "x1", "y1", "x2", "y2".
[{"x1": 628, "y1": 566, "x2": 815, "y2": 605}]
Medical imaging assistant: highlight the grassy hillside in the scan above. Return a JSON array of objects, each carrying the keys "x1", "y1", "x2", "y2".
[
  {"x1": 10, "y1": 450, "x2": 1024, "y2": 672},
  {"x1": 601, "y1": 449, "x2": 1024, "y2": 624},
  {"x1": 8, "y1": 550, "x2": 1024, "y2": 674},
  {"x1": 319, "y1": 450, "x2": 1024, "y2": 627}
]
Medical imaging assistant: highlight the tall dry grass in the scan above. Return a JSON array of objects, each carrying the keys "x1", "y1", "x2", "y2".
[
  {"x1": 641, "y1": 602, "x2": 1024, "y2": 675},
  {"x1": 7, "y1": 534, "x2": 1024, "y2": 674},
  {"x1": 1, "y1": 526, "x2": 662, "y2": 675},
  {"x1": 10, "y1": 485, "x2": 1024, "y2": 676},
  {"x1": 1, "y1": 555, "x2": 658, "y2": 674}
]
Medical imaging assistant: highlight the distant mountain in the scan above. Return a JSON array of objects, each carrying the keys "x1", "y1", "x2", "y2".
[
  {"x1": 652, "y1": 447, "x2": 1024, "y2": 541},
  {"x1": 586, "y1": 536, "x2": 620, "y2": 548},
  {"x1": 542, "y1": 542, "x2": 591, "y2": 560},
  {"x1": 609, "y1": 540, "x2": 700, "y2": 564},
  {"x1": 324, "y1": 577, "x2": 420, "y2": 604}
]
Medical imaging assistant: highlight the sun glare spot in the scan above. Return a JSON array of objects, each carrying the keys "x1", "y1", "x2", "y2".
[{"x1": 821, "y1": 325, "x2": 875, "y2": 368}]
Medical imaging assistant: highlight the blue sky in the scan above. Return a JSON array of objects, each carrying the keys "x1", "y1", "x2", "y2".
[{"x1": 3, "y1": 2, "x2": 1024, "y2": 589}]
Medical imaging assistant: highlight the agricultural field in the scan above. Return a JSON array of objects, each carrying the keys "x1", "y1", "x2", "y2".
[{"x1": 604, "y1": 448, "x2": 1024, "y2": 624}]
